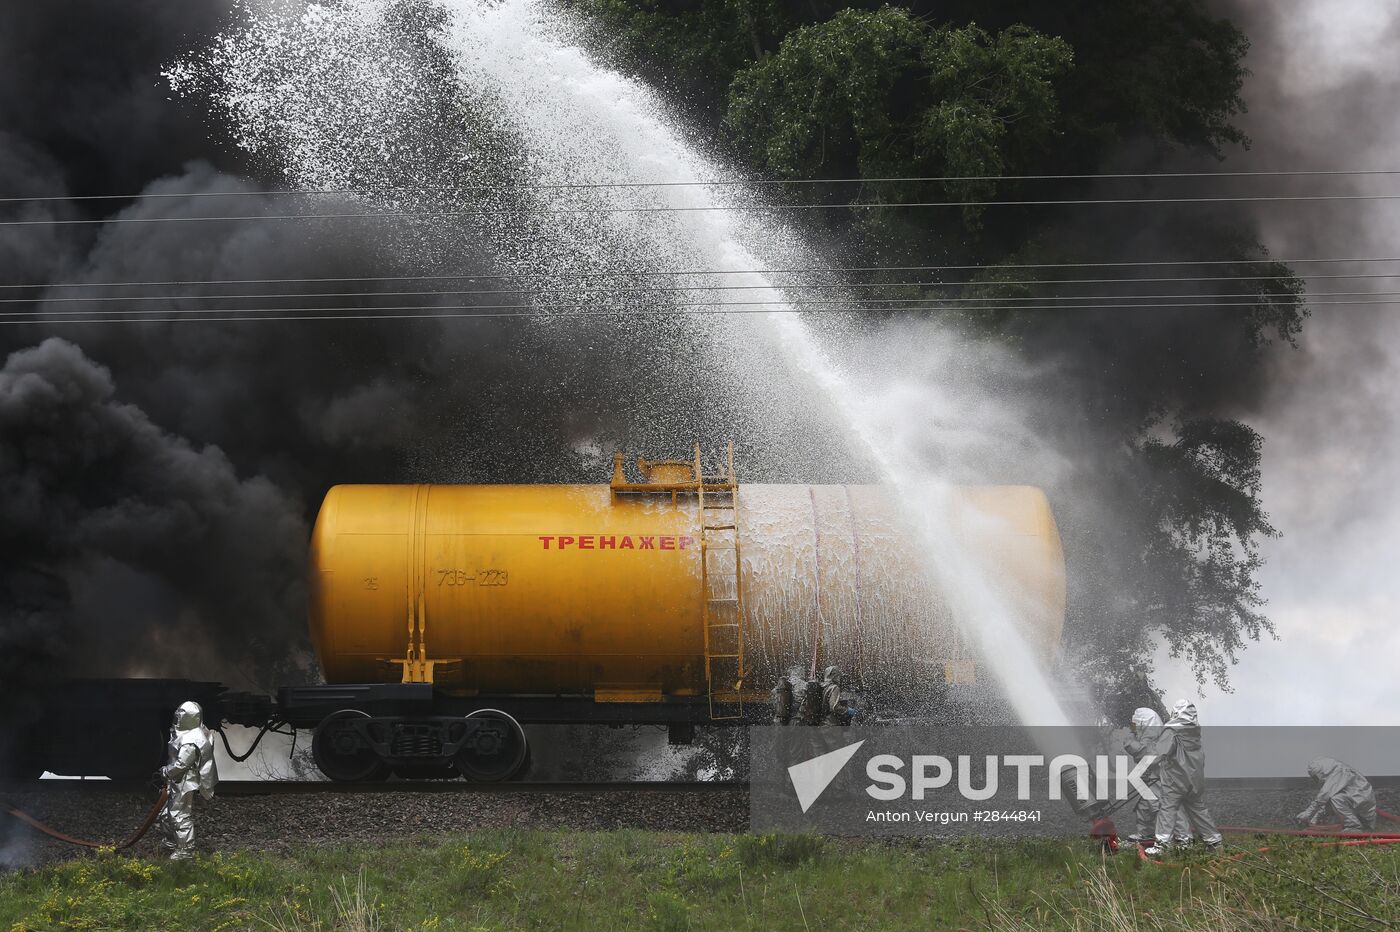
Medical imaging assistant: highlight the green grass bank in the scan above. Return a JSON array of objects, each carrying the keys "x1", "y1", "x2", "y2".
[{"x1": 2, "y1": 831, "x2": 1397, "y2": 930}]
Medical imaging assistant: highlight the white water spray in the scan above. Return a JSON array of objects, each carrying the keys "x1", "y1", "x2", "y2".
[{"x1": 180, "y1": 0, "x2": 1069, "y2": 725}]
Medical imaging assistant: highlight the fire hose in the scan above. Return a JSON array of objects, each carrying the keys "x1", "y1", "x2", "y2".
[
  {"x1": 1128, "y1": 807, "x2": 1400, "y2": 866},
  {"x1": 1207, "y1": 805, "x2": 1400, "y2": 840},
  {"x1": 1, "y1": 722, "x2": 287, "y2": 851},
  {"x1": 1218, "y1": 825, "x2": 1400, "y2": 838},
  {"x1": 1093, "y1": 797, "x2": 1400, "y2": 859},
  {"x1": 2, "y1": 787, "x2": 169, "y2": 850},
  {"x1": 1135, "y1": 835, "x2": 1400, "y2": 869}
]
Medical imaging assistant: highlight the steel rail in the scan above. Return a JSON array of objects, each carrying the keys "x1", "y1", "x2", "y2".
[{"x1": 7, "y1": 780, "x2": 747, "y2": 796}]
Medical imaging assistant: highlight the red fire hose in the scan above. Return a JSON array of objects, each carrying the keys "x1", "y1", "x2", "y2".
[
  {"x1": 1219, "y1": 825, "x2": 1400, "y2": 838},
  {"x1": 1124, "y1": 801, "x2": 1400, "y2": 865},
  {"x1": 1, "y1": 787, "x2": 168, "y2": 850},
  {"x1": 1218, "y1": 805, "x2": 1400, "y2": 838},
  {"x1": 1138, "y1": 835, "x2": 1400, "y2": 867}
]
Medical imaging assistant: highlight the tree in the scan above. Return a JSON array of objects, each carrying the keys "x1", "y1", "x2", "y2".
[
  {"x1": 1137, "y1": 418, "x2": 1277, "y2": 687},
  {"x1": 1063, "y1": 417, "x2": 1278, "y2": 696},
  {"x1": 724, "y1": 8, "x2": 1072, "y2": 225},
  {"x1": 576, "y1": 0, "x2": 787, "y2": 113}
]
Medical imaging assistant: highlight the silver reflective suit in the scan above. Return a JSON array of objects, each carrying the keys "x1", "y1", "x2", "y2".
[
  {"x1": 1152, "y1": 701, "x2": 1221, "y2": 848},
  {"x1": 156, "y1": 701, "x2": 217, "y2": 860},
  {"x1": 1124, "y1": 708, "x2": 1191, "y2": 843},
  {"x1": 1297, "y1": 757, "x2": 1376, "y2": 832},
  {"x1": 820, "y1": 666, "x2": 847, "y2": 726},
  {"x1": 770, "y1": 677, "x2": 795, "y2": 725}
]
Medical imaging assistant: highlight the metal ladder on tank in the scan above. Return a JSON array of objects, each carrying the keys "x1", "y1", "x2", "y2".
[{"x1": 694, "y1": 442, "x2": 746, "y2": 719}]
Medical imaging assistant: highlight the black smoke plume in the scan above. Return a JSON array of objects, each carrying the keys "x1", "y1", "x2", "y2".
[{"x1": 0, "y1": 338, "x2": 308, "y2": 684}]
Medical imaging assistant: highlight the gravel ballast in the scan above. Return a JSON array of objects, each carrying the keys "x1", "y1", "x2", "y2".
[
  {"x1": 2, "y1": 785, "x2": 749, "y2": 867},
  {"x1": 3, "y1": 779, "x2": 1396, "y2": 868}
]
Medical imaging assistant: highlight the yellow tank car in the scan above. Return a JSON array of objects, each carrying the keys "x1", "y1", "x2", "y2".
[
  {"x1": 286, "y1": 447, "x2": 1067, "y2": 781},
  {"x1": 307, "y1": 454, "x2": 1064, "y2": 701}
]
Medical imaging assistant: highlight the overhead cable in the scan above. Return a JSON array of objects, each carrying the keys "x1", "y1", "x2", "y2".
[
  {"x1": 1, "y1": 295, "x2": 1385, "y2": 325},
  {"x1": 5, "y1": 193, "x2": 1400, "y2": 227},
  {"x1": 0, "y1": 280, "x2": 1341, "y2": 306},
  {"x1": 5, "y1": 168, "x2": 1400, "y2": 204},
  {"x1": 0, "y1": 285, "x2": 1344, "y2": 309},
  {"x1": 2, "y1": 256, "x2": 1396, "y2": 292}
]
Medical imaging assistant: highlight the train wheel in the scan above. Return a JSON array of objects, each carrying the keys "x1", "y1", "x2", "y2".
[
  {"x1": 313, "y1": 710, "x2": 390, "y2": 783},
  {"x1": 456, "y1": 709, "x2": 528, "y2": 782}
]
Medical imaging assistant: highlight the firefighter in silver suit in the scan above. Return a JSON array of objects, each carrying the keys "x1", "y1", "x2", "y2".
[
  {"x1": 1297, "y1": 757, "x2": 1377, "y2": 833},
  {"x1": 820, "y1": 666, "x2": 853, "y2": 725},
  {"x1": 155, "y1": 701, "x2": 218, "y2": 860}
]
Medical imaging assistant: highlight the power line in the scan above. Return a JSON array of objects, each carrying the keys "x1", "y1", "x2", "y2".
[
  {"x1": 0, "y1": 292, "x2": 1314, "y2": 318},
  {"x1": 5, "y1": 193, "x2": 1400, "y2": 227},
  {"x1": 0, "y1": 295, "x2": 1381, "y2": 324},
  {"x1": 5, "y1": 168, "x2": 1400, "y2": 204},
  {"x1": 0, "y1": 279, "x2": 1341, "y2": 306},
  {"x1": 3, "y1": 256, "x2": 1395, "y2": 292},
  {"x1": 2, "y1": 299, "x2": 1385, "y2": 327},
  {"x1": 0, "y1": 285, "x2": 1342, "y2": 312}
]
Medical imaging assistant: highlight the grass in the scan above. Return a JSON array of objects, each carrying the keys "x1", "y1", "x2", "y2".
[{"x1": 1, "y1": 832, "x2": 1397, "y2": 930}]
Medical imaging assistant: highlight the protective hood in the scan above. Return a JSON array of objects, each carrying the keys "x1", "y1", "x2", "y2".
[
  {"x1": 172, "y1": 701, "x2": 212, "y2": 753},
  {"x1": 1307, "y1": 757, "x2": 1341, "y2": 781},
  {"x1": 1154, "y1": 700, "x2": 1206, "y2": 794},
  {"x1": 167, "y1": 700, "x2": 218, "y2": 799},
  {"x1": 1166, "y1": 700, "x2": 1198, "y2": 728},
  {"x1": 1306, "y1": 756, "x2": 1373, "y2": 808},
  {"x1": 173, "y1": 701, "x2": 203, "y2": 732},
  {"x1": 822, "y1": 666, "x2": 840, "y2": 684},
  {"x1": 1131, "y1": 708, "x2": 1162, "y2": 732}
]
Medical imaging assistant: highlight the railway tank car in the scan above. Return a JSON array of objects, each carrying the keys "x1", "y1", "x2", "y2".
[{"x1": 287, "y1": 447, "x2": 1065, "y2": 782}]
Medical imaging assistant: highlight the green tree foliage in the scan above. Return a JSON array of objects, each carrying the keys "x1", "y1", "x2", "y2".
[
  {"x1": 917, "y1": 24, "x2": 1071, "y2": 205},
  {"x1": 577, "y1": 0, "x2": 787, "y2": 109},
  {"x1": 1141, "y1": 419, "x2": 1276, "y2": 681},
  {"x1": 577, "y1": 0, "x2": 1250, "y2": 162},
  {"x1": 912, "y1": 1, "x2": 1250, "y2": 163},
  {"x1": 1079, "y1": 418, "x2": 1276, "y2": 697},
  {"x1": 724, "y1": 9, "x2": 1072, "y2": 221},
  {"x1": 725, "y1": 8, "x2": 929, "y2": 179}
]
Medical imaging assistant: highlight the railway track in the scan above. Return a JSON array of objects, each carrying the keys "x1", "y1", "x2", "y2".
[
  {"x1": 2, "y1": 778, "x2": 754, "y2": 865},
  {"x1": 4, "y1": 779, "x2": 748, "y2": 796},
  {"x1": 6, "y1": 777, "x2": 1399, "y2": 869},
  {"x1": 9, "y1": 775, "x2": 1400, "y2": 796}
]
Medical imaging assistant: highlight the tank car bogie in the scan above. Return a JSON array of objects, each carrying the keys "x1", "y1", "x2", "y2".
[{"x1": 308, "y1": 707, "x2": 532, "y2": 783}]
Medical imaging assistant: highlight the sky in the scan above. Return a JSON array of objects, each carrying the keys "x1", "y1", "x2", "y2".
[{"x1": 1154, "y1": 0, "x2": 1400, "y2": 725}]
